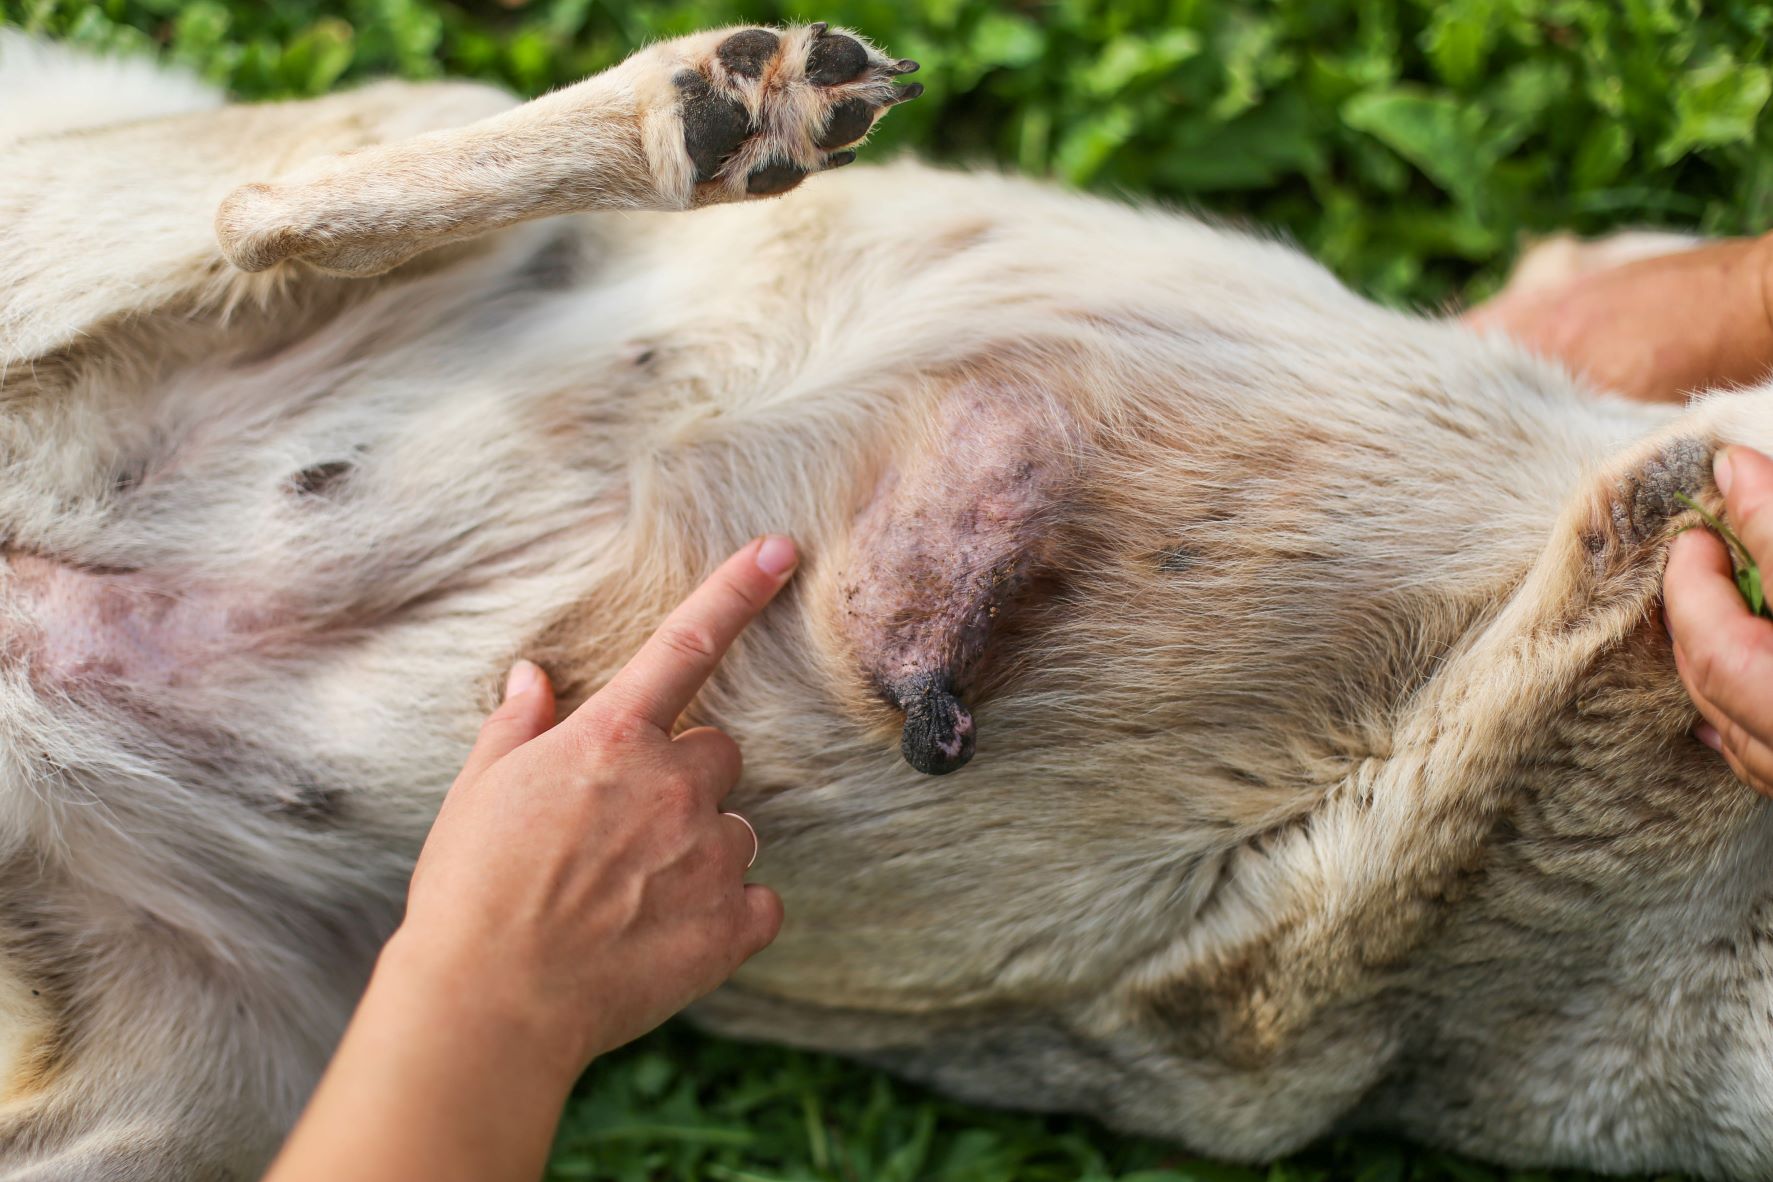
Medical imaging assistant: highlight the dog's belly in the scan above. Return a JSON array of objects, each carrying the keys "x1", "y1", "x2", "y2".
[
  {"x1": 12, "y1": 157, "x2": 1750, "y2": 1176},
  {"x1": 4, "y1": 552, "x2": 281, "y2": 691}
]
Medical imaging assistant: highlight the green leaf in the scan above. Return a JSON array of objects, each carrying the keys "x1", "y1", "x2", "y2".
[
  {"x1": 1054, "y1": 104, "x2": 1138, "y2": 185},
  {"x1": 1210, "y1": 11, "x2": 1288, "y2": 121},
  {"x1": 1156, "y1": 90, "x2": 1324, "y2": 192},
  {"x1": 1076, "y1": 30, "x2": 1200, "y2": 100},
  {"x1": 1421, "y1": 0, "x2": 1501, "y2": 89},
  {"x1": 1341, "y1": 87, "x2": 1491, "y2": 207},
  {"x1": 1572, "y1": 121, "x2": 1633, "y2": 188},
  {"x1": 970, "y1": 11, "x2": 1044, "y2": 70},
  {"x1": 167, "y1": 0, "x2": 231, "y2": 76},
  {"x1": 1485, "y1": 59, "x2": 1571, "y2": 157},
  {"x1": 1658, "y1": 53, "x2": 1772, "y2": 162},
  {"x1": 279, "y1": 18, "x2": 354, "y2": 96},
  {"x1": 879, "y1": 1103, "x2": 935, "y2": 1182},
  {"x1": 1742, "y1": 563, "x2": 1766, "y2": 616},
  {"x1": 1676, "y1": 493, "x2": 1770, "y2": 617}
]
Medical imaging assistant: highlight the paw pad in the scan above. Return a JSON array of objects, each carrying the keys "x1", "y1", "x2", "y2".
[
  {"x1": 717, "y1": 29, "x2": 780, "y2": 79},
  {"x1": 816, "y1": 97, "x2": 876, "y2": 149},
  {"x1": 675, "y1": 23, "x2": 924, "y2": 202},
  {"x1": 747, "y1": 161, "x2": 807, "y2": 196},
  {"x1": 675, "y1": 71, "x2": 752, "y2": 184},
  {"x1": 805, "y1": 30, "x2": 870, "y2": 86}
]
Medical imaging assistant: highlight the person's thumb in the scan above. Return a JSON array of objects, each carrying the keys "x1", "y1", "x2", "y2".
[
  {"x1": 455, "y1": 660, "x2": 557, "y2": 783},
  {"x1": 1718, "y1": 445, "x2": 1773, "y2": 573}
]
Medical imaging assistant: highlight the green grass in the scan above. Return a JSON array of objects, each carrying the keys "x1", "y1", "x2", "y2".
[
  {"x1": 559, "y1": 1026, "x2": 1686, "y2": 1182},
  {"x1": 9, "y1": 0, "x2": 1773, "y2": 307},
  {"x1": 0, "y1": 1, "x2": 1755, "y2": 1178}
]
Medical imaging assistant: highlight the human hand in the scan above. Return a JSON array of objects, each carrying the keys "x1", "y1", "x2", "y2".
[
  {"x1": 382, "y1": 535, "x2": 798, "y2": 1086},
  {"x1": 1464, "y1": 234, "x2": 1773, "y2": 404},
  {"x1": 1666, "y1": 447, "x2": 1773, "y2": 796}
]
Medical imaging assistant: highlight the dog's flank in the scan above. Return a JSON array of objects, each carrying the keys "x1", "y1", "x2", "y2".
[{"x1": 2, "y1": 26, "x2": 1772, "y2": 1182}]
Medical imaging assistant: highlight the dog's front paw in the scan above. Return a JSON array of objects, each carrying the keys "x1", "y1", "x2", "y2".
[{"x1": 662, "y1": 24, "x2": 922, "y2": 204}]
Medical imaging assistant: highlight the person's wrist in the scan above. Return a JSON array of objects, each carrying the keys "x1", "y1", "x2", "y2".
[{"x1": 371, "y1": 924, "x2": 595, "y2": 1094}]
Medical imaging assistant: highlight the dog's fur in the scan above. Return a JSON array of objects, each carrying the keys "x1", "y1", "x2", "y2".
[{"x1": 2, "y1": 26, "x2": 1771, "y2": 1181}]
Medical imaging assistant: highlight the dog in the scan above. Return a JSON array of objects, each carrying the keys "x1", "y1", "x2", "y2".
[{"x1": 1, "y1": 24, "x2": 1769, "y2": 1181}]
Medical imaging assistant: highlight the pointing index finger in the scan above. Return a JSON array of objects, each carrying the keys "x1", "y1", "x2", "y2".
[{"x1": 592, "y1": 535, "x2": 798, "y2": 732}]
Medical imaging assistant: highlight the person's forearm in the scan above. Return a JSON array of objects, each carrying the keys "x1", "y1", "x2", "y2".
[
  {"x1": 264, "y1": 934, "x2": 581, "y2": 1182},
  {"x1": 1466, "y1": 230, "x2": 1773, "y2": 404},
  {"x1": 268, "y1": 540, "x2": 792, "y2": 1179}
]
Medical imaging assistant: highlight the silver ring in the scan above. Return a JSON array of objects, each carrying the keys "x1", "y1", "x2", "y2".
[{"x1": 723, "y1": 811, "x2": 759, "y2": 869}]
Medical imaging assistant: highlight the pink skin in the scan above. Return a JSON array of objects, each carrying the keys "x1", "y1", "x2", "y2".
[
  {"x1": 838, "y1": 384, "x2": 1072, "y2": 773},
  {"x1": 5, "y1": 377, "x2": 1065, "y2": 780},
  {"x1": 3, "y1": 552, "x2": 279, "y2": 689},
  {"x1": 935, "y1": 710, "x2": 973, "y2": 760}
]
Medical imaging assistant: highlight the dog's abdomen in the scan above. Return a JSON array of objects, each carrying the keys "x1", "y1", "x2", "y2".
[{"x1": 4, "y1": 552, "x2": 282, "y2": 692}]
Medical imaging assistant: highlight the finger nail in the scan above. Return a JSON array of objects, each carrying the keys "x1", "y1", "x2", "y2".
[
  {"x1": 1715, "y1": 448, "x2": 1735, "y2": 497},
  {"x1": 1696, "y1": 722, "x2": 1723, "y2": 753},
  {"x1": 755, "y1": 534, "x2": 798, "y2": 576},
  {"x1": 505, "y1": 659, "x2": 542, "y2": 700}
]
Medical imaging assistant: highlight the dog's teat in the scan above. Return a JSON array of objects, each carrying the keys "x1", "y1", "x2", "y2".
[
  {"x1": 836, "y1": 383, "x2": 1071, "y2": 775},
  {"x1": 894, "y1": 672, "x2": 976, "y2": 775}
]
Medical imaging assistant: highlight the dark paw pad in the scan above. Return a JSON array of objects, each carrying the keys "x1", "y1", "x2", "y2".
[
  {"x1": 806, "y1": 31, "x2": 869, "y2": 86},
  {"x1": 816, "y1": 97, "x2": 877, "y2": 148},
  {"x1": 746, "y1": 160, "x2": 807, "y2": 196},
  {"x1": 675, "y1": 70, "x2": 752, "y2": 183},
  {"x1": 717, "y1": 29, "x2": 779, "y2": 79}
]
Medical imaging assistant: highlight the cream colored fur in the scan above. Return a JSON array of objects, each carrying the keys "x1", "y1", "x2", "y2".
[
  {"x1": 0, "y1": 28, "x2": 1769, "y2": 1182},
  {"x1": 0, "y1": 30, "x2": 220, "y2": 147}
]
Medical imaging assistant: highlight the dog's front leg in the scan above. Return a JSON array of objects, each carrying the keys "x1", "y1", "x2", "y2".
[{"x1": 216, "y1": 24, "x2": 922, "y2": 277}]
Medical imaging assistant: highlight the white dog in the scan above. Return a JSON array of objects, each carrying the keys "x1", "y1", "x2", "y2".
[{"x1": 0, "y1": 26, "x2": 1768, "y2": 1181}]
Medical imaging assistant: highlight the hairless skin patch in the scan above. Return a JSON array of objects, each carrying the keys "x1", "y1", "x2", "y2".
[
  {"x1": 1611, "y1": 436, "x2": 1713, "y2": 546},
  {"x1": 3, "y1": 552, "x2": 282, "y2": 692},
  {"x1": 839, "y1": 385, "x2": 1072, "y2": 774}
]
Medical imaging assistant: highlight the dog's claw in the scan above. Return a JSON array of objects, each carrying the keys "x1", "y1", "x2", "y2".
[
  {"x1": 826, "y1": 149, "x2": 858, "y2": 169},
  {"x1": 808, "y1": 21, "x2": 829, "y2": 37},
  {"x1": 894, "y1": 82, "x2": 926, "y2": 104},
  {"x1": 889, "y1": 59, "x2": 920, "y2": 75}
]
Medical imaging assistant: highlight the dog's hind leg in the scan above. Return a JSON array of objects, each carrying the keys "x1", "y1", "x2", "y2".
[
  {"x1": 0, "y1": 845, "x2": 387, "y2": 1182},
  {"x1": 213, "y1": 24, "x2": 923, "y2": 277}
]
